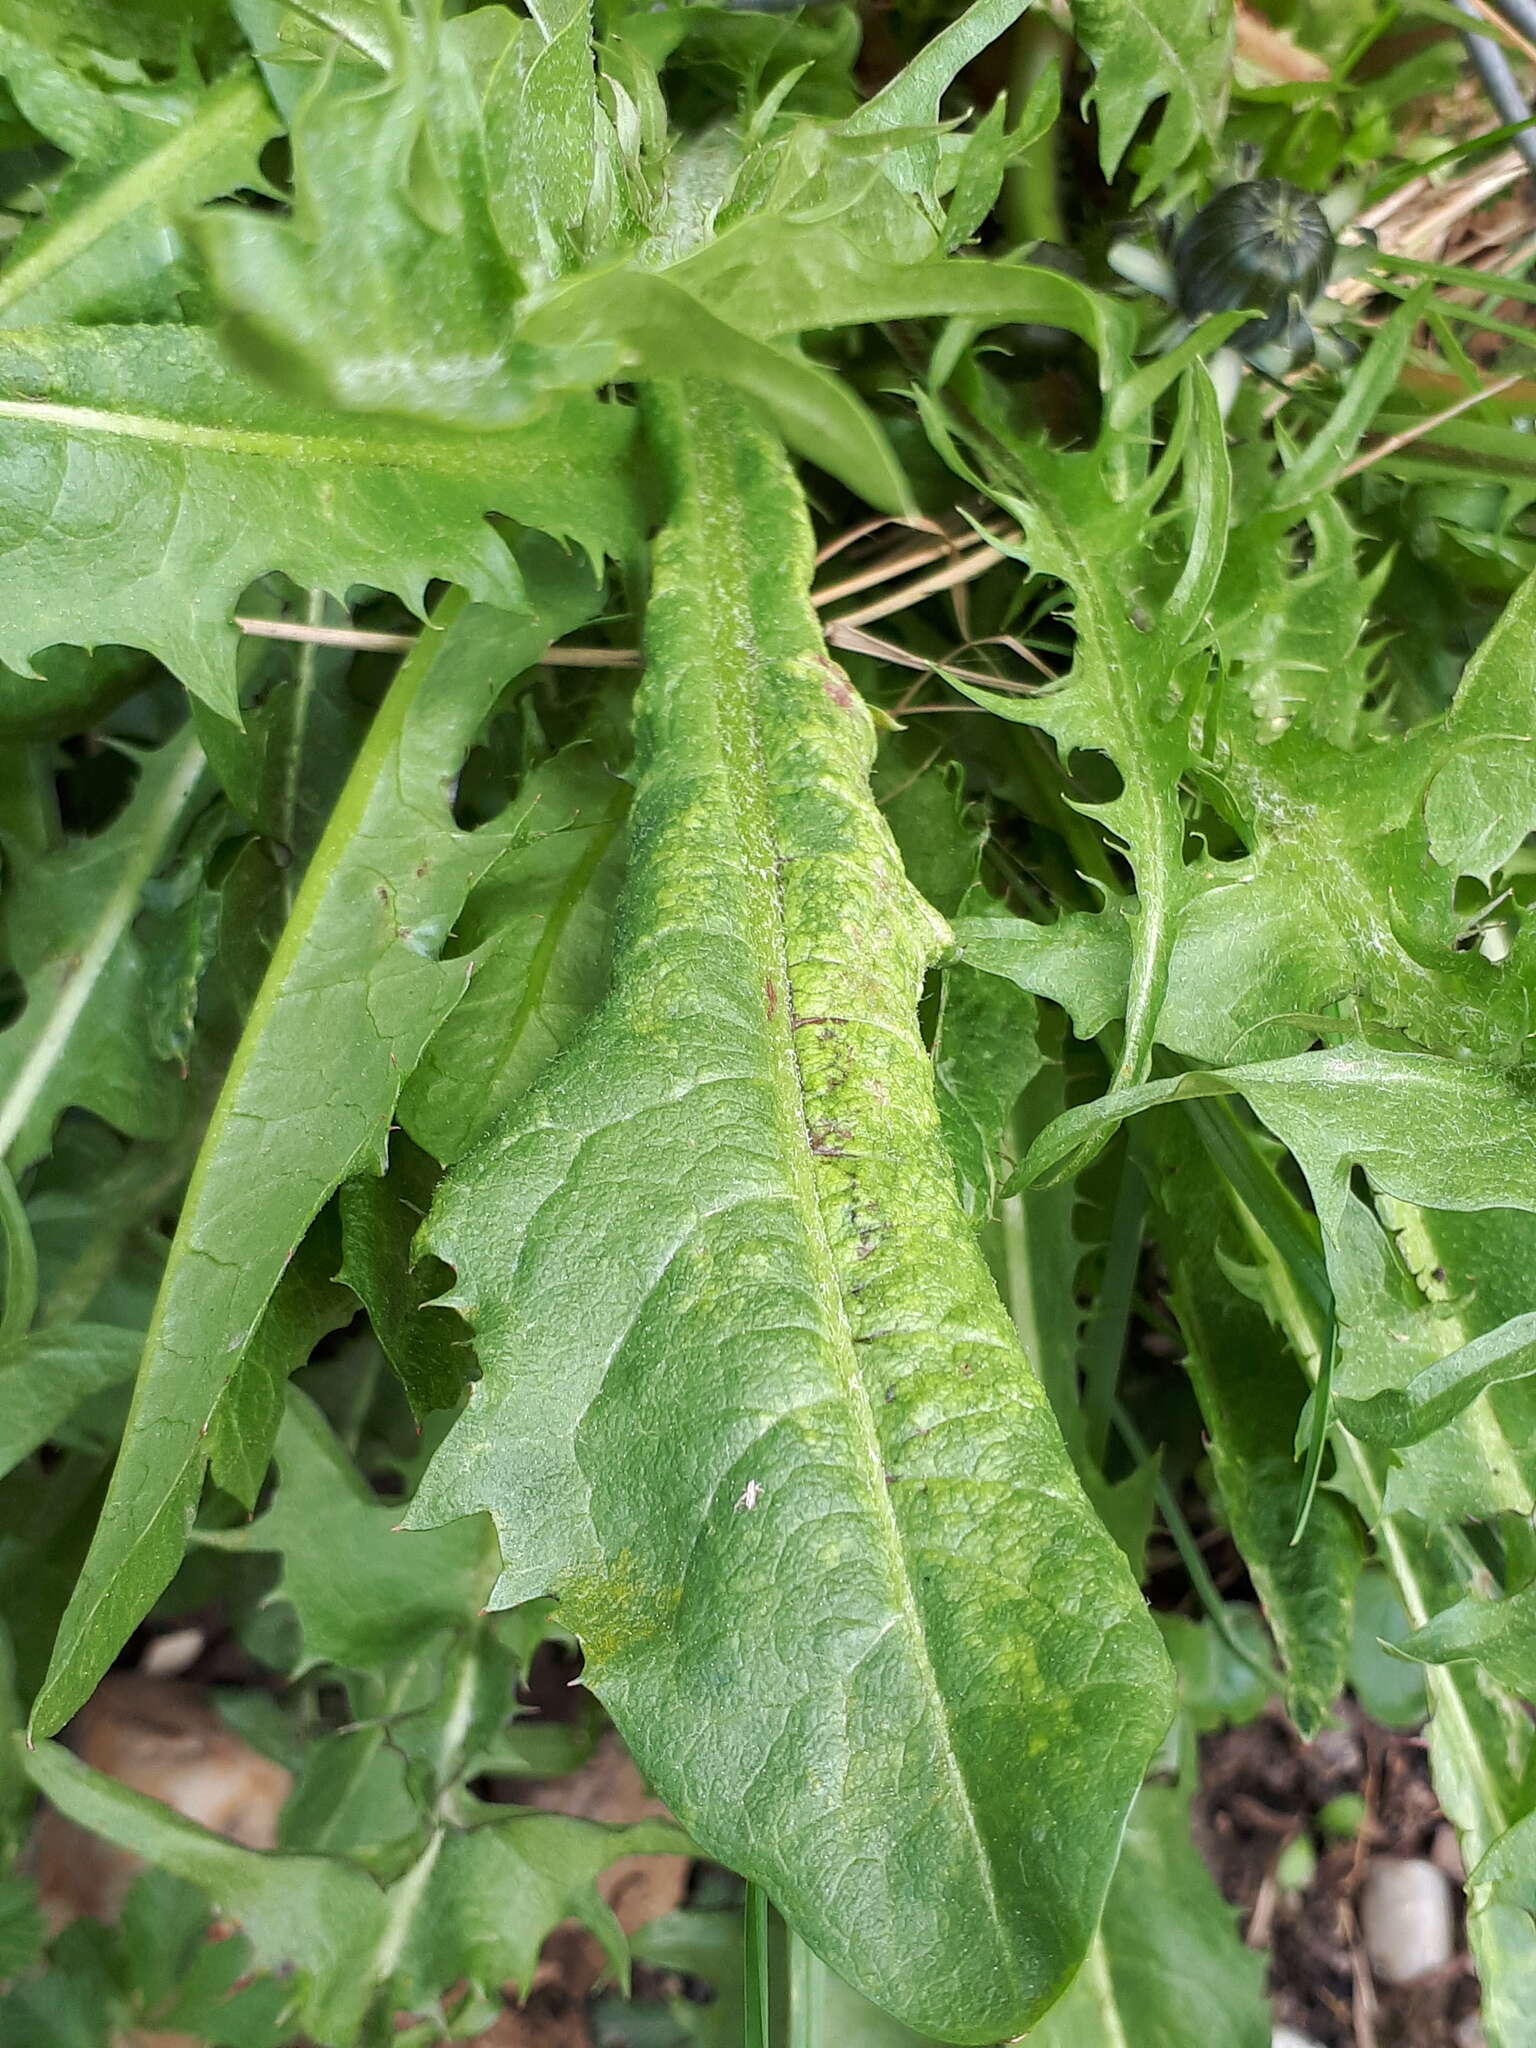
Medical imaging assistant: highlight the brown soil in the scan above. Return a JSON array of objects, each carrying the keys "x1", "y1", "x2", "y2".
[{"x1": 1195, "y1": 1705, "x2": 1481, "y2": 2048}]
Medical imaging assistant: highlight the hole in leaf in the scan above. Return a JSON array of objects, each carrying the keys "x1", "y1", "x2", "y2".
[
  {"x1": 1180, "y1": 775, "x2": 1251, "y2": 864},
  {"x1": 1064, "y1": 747, "x2": 1124, "y2": 805}
]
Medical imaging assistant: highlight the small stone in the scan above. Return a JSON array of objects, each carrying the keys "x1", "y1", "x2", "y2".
[
  {"x1": 1360, "y1": 1856, "x2": 1456, "y2": 1985},
  {"x1": 1454, "y1": 2020, "x2": 1487, "y2": 2048},
  {"x1": 1274, "y1": 2027, "x2": 1326, "y2": 2048}
]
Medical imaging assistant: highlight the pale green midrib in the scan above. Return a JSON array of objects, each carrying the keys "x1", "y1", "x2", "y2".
[
  {"x1": 1080, "y1": 1928, "x2": 1131, "y2": 2048},
  {"x1": 0, "y1": 727, "x2": 205, "y2": 1162},
  {"x1": 0, "y1": 70, "x2": 271, "y2": 321},
  {"x1": 0, "y1": 395, "x2": 558, "y2": 475},
  {"x1": 485, "y1": 810, "x2": 622, "y2": 1098},
  {"x1": 682, "y1": 412, "x2": 1015, "y2": 1971}
]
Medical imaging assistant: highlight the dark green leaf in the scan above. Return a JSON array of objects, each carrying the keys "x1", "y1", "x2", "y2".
[
  {"x1": 0, "y1": 1325, "x2": 141, "y2": 1482},
  {"x1": 34, "y1": 579, "x2": 597, "y2": 1739},
  {"x1": 338, "y1": 1134, "x2": 474, "y2": 1420},
  {"x1": 1138, "y1": 1114, "x2": 1358, "y2": 1737}
]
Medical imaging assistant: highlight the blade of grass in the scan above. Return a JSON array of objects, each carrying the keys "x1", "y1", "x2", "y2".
[
  {"x1": 0, "y1": 1163, "x2": 37, "y2": 1352},
  {"x1": 745, "y1": 1882, "x2": 773, "y2": 2048}
]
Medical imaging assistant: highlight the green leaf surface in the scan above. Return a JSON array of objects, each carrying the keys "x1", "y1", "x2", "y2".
[
  {"x1": 206, "y1": 1210, "x2": 356, "y2": 1509},
  {"x1": 933, "y1": 899, "x2": 1043, "y2": 1224},
  {"x1": 0, "y1": 326, "x2": 638, "y2": 714},
  {"x1": 1020, "y1": 1047, "x2": 1536, "y2": 1235},
  {"x1": 947, "y1": 382, "x2": 1536, "y2": 1134},
  {"x1": 1191, "y1": 1115, "x2": 1536, "y2": 2048},
  {"x1": 1022, "y1": 1048, "x2": 1536, "y2": 1517},
  {"x1": 0, "y1": 1873, "x2": 43, "y2": 1977},
  {"x1": 1319, "y1": 1200, "x2": 1536, "y2": 1527},
  {"x1": 23, "y1": 1698, "x2": 688, "y2": 2045},
  {"x1": 942, "y1": 364, "x2": 1231, "y2": 1118},
  {"x1": 200, "y1": 3, "x2": 616, "y2": 428},
  {"x1": 951, "y1": 912, "x2": 1128, "y2": 1045},
  {"x1": 1158, "y1": 1611, "x2": 1274, "y2": 1734},
  {"x1": 192, "y1": 598, "x2": 370, "y2": 897},
  {"x1": 628, "y1": 1909, "x2": 744, "y2": 2048},
  {"x1": 1335, "y1": 1308, "x2": 1536, "y2": 1448},
  {"x1": 33, "y1": 576, "x2": 598, "y2": 1740},
  {"x1": 1348, "y1": 1568, "x2": 1427, "y2": 1730},
  {"x1": 394, "y1": 1808, "x2": 690, "y2": 2005},
  {"x1": 882, "y1": 757, "x2": 1041, "y2": 1223},
  {"x1": 786, "y1": 1934, "x2": 948, "y2": 2045},
  {"x1": 0, "y1": 0, "x2": 237, "y2": 71},
  {"x1": 0, "y1": 60, "x2": 279, "y2": 326},
  {"x1": 407, "y1": 381, "x2": 1172, "y2": 2044},
  {"x1": 199, "y1": 0, "x2": 1146, "y2": 512}
]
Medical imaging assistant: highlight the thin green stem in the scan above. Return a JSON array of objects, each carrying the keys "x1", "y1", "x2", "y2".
[
  {"x1": 0, "y1": 1161, "x2": 38, "y2": 1353},
  {"x1": 1079, "y1": 1157, "x2": 1146, "y2": 1466},
  {"x1": 1182, "y1": 1096, "x2": 1329, "y2": 1313},
  {"x1": 745, "y1": 1883, "x2": 773, "y2": 2048},
  {"x1": 787, "y1": 1926, "x2": 819, "y2": 2048},
  {"x1": 1003, "y1": 16, "x2": 1064, "y2": 246},
  {"x1": 1110, "y1": 1397, "x2": 1276, "y2": 1688},
  {"x1": 1290, "y1": 1300, "x2": 1337, "y2": 1547}
]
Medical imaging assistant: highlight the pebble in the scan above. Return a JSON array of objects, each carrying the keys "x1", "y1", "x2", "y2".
[
  {"x1": 1454, "y1": 2020, "x2": 1487, "y2": 2048},
  {"x1": 1360, "y1": 1856, "x2": 1456, "y2": 1984},
  {"x1": 1274, "y1": 2028, "x2": 1326, "y2": 2048}
]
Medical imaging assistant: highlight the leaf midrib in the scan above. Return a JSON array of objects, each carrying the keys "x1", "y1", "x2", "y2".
[
  {"x1": 0, "y1": 69, "x2": 272, "y2": 322},
  {"x1": 703, "y1": 505, "x2": 1014, "y2": 1968},
  {"x1": 0, "y1": 394, "x2": 562, "y2": 475},
  {"x1": 0, "y1": 727, "x2": 205, "y2": 1163},
  {"x1": 483, "y1": 810, "x2": 623, "y2": 1112}
]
